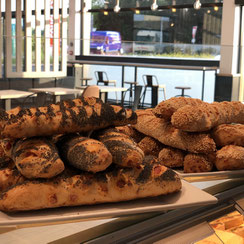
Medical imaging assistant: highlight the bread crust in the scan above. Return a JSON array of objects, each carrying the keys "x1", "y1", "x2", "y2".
[
  {"x1": 0, "y1": 156, "x2": 182, "y2": 212},
  {"x1": 132, "y1": 109, "x2": 216, "y2": 154},
  {"x1": 158, "y1": 147, "x2": 185, "y2": 168},
  {"x1": 154, "y1": 97, "x2": 204, "y2": 120},
  {"x1": 183, "y1": 153, "x2": 214, "y2": 173},
  {"x1": 98, "y1": 129, "x2": 144, "y2": 168},
  {"x1": 215, "y1": 145, "x2": 244, "y2": 170},
  {"x1": 57, "y1": 134, "x2": 113, "y2": 173},
  {"x1": 0, "y1": 97, "x2": 137, "y2": 139},
  {"x1": 138, "y1": 136, "x2": 164, "y2": 157},
  {"x1": 12, "y1": 137, "x2": 65, "y2": 179},
  {"x1": 171, "y1": 101, "x2": 244, "y2": 132},
  {"x1": 212, "y1": 124, "x2": 244, "y2": 147}
]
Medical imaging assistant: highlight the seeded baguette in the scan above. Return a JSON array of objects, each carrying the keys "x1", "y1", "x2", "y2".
[
  {"x1": 12, "y1": 137, "x2": 65, "y2": 179},
  {"x1": 98, "y1": 128, "x2": 144, "y2": 168},
  {"x1": 154, "y1": 97, "x2": 204, "y2": 120},
  {"x1": 171, "y1": 101, "x2": 244, "y2": 132},
  {"x1": 57, "y1": 134, "x2": 113, "y2": 173},
  {"x1": 133, "y1": 109, "x2": 216, "y2": 154},
  {"x1": 0, "y1": 97, "x2": 137, "y2": 139},
  {"x1": 0, "y1": 156, "x2": 182, "y2": 212}
]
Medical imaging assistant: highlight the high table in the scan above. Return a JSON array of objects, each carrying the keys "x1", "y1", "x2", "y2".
[
  {"x1": 0, "y1": 89, "x2": 35, "y2": 110},
  {"x1": 29, "y1": 87, "x2": 83, "y2": 106},
  {"x1": 76, "y1": 85, "x2": 128, "y2": 103},
  {"x1": 80, "y1": 77, "x2": 93, "y2": 86}
]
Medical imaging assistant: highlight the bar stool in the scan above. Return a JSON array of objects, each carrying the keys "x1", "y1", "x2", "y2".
[
  {"x1": 124, "y1": 81, "x2": 138, "y2": 106},
  {"x1": 141, "y1": 75, "x2": 166, "y2": 108},
  {"x1": 94, "y1": 71, "x2": 118, "y2": 103},
  {"x1": 175, "y1": 86, "x2": 191, "y2": 97}
]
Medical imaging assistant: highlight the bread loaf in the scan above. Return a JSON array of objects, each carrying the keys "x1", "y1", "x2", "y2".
[
  {"x1": 98, "y1": 128, "x2": 144, "y2": 168},
  {"x1": 171, "y1": 101, "x2": 244, "y2": 132},
  {"x1": 12, "y1": 137, "x2": 65, "y2": 179},
  {"x1": 212, "y1": 124, "x2": 244, "y2": 147},
  {"x1": 57, "y1": 134, "x2": 112, "y2": 173},
  {"x1": 0, "y1": 97, "x2": 137, "y2": 139},
  {"x1": 0, "y1": 165, "x2": 25, "y2": 192},
  {"x1": 0, "y1": 156, "x2": 182, "y2": 212},
  {"x1": 132, "y1": 109, "x2": 216, "y2": 153},
  {"x1": 158, "y1": 147, "x2": 185, "y2": 168},
  {"x1": 183, "y1": 153, "x2": 214, "y2": 173},
  {"x1": 138, "y1": 136, "x2": 164, "y2": 157},
  {"x1": 215, "y1": 145, "x2": 244, "y2": 171},
  {"x1": 154, "y1": 97, "x2": 204, "y2": 120}
]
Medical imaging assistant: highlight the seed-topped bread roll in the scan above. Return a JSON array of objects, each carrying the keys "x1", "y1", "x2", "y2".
[
  {"x1": 97, "y1": 128, "x2": 144, "y2": 168},
  {"x1": 0, "y1": 156, "x2": 182, "y2": 212},
  {"x1": 57, "y1": 134, "x2": 113, "y2": 173},
  {"x1": 12, "y1": 137, "x2": 65, "y2": 179},
  {"x1": 0, "y1": 97, "x2": 137, "y2": 139}
]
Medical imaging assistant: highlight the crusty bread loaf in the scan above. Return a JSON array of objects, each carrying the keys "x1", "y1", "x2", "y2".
[
  {"x1": 158, "y1": 147, "x2": 185, "y2": 168},
  {"x1": 132, "y1": 109, "x2": 216, "y2": 154},
  {"x1": 183, "y1": 153, "x2": 214, "y2": 173},
  {"x1": 138, "y1": 136, "x2": 164, "y2": 157},
  {"x1": 171, "y1": 101, "x2": 244, "y2": 132},
  {"x1": 215, "y1": 145, "x2": 244, "y2": 171},
  {"x1": 57, "y1": 134, "x2": 112, "y2": 173},
  {"x1": 0, "y1": 165, "x2": 26, "y2": 192},
  {"x1": 0, "y1": 97, "x2": 137, "y2": 139},
  {"x1": 12, "y1": 137, "x2": 65, "y2": 179},
  {"x1": 154, "y1": 97, "x2": 204, "y2": 120},
  {"x1": 0, "y1": 156, "x2": 182, "y2": 212},
  {"x1": 115, "y1": 125, "x2": 145, "y2": 143},
  {"x1": 97, "y1": 128, "x2": 144, "y2": 168},
  {"x1": 212, "y1": 124, "x2": 244, "y2": 147}
]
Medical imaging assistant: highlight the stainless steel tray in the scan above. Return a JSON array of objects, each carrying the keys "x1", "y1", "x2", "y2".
[{"x1": 176, "y1": 169, "x2": 244, "y2": 182}]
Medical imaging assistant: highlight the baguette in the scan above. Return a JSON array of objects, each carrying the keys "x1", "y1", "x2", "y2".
[
  {"x1": 0, "y1": 156, "x2": 182, "y2": 212},
  {"x1": 171, "y1": 101, "x2": 244, "y2": 132},
  {"x1": 138, "y1": 136, "x2": 164, "y2": 157},
  {"x1": 132, "y1": 109, "x2": 216, "y2": 154},
  {"x1": 97, "y1": 128, "x2": 144, "y2": 168},
  {"x1": 158, "y1": 147, "x2": 185, "y2": 168},
  {"x1": 183, "y1": 153, "x2": 214, "y2": 173},
  {"x1": 212, "y1": 124, "x2": 244, "y2": 147},
  {"x1": 12, "y1": 137, "x2": 65, "y2": 179},
  {"x1": 0, "y1": 97, "x2": 137, "y2": 139},
  {"x1": 0, "y1": 165, "x2": 26, "y2": 192},
  {"x1": 215, "y1": 145, "x2": 244, "y2": 171},
  {"x1": 57, "y1": 134, "x2": 112, "y2": 173},
  {"x1": 154, "y1": 97, "x2": 204, "y2": 120}
]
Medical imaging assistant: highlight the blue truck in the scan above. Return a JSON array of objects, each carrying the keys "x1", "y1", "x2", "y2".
[{"x1": 90, "y1": 31, "x2": 123, "y2": 55}]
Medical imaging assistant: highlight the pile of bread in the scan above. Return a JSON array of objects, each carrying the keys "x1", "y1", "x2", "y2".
[
  {"x1": 196, "y1": 210, "x2": 244, "y2": 243},
  {"x1": 131, "y1": 97, "x2": 244, "y2": 173},
  {"x1": 0, "y1": 96, "x2": 181, "y2": 212}
]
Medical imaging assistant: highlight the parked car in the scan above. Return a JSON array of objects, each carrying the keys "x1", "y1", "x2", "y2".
[{"x1": 90, "y1": 31, "x2": 123, "y2": 55}]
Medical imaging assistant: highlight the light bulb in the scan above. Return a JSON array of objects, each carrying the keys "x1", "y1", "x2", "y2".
[
  {"x1": 151, "y1": 0, "x2": 158, "y2": 11},
  {"x1": 114, "y1": 5, "x2": 120, "y2": 13},
  {"x1": 114, "y1": 0, "x2": 120, "y2": 13},
  {"x1": 193, "y1": 0, "x2": 201, "y2": 10}
]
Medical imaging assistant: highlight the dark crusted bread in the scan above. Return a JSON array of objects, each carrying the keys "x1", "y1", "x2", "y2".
[
  {"x1": 0, "y1": 156, "x2": 182, "y2": 212},
  {"x1": 0, "y1": 97, "x2": 137, "y2": 139}
]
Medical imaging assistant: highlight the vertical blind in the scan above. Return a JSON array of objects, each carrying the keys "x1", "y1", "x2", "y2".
[{"x1": 4, "y1": 0, "x2": 68, "y2": 78}]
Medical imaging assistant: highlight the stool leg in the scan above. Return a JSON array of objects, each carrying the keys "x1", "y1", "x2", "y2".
[
  {"x1": 114, "y1": 83, "x2": 118, "y2": 103},
  {"x1": 181, "y1": 89, "x2": 185, "y2": 97},
  {"x1": 141, "y1": 87, "x2": 147, "y2": 108},
  {"x1": 163, "y1": 88, "x2": 166, "y2": 100}
]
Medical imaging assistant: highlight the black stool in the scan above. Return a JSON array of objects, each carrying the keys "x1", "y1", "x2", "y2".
[{"x1": 175, "y1": 86, "x2": 191, "y2": 97}]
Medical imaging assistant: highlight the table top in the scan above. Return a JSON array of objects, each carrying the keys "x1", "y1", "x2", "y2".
[
  {"x1": 0, "y1": 89, "x2": 35, "y2": 99},
  {"x1": 80, "y1": 77, "x2": 92, "y2": 80},
  {"x1": 29, "y1": 87, "x2": 83, "y2": 96},
  {"x1": 77, "y1": 86, "x2": 128, "y2": 92}
]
